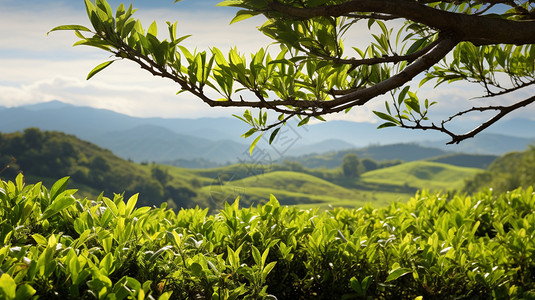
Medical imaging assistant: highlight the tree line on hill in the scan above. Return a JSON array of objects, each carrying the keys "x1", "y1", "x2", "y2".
[{"x1": 0, "y1": 128, "x2": 199, "y2": 208}]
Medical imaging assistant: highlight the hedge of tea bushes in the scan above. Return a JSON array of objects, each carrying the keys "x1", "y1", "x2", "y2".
[{"x1": 0, "y1": 174, "x2": 534, "y2": 299}]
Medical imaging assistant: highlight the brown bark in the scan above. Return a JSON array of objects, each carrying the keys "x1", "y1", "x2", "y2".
[{"x1": 269, "y1": 0, "x2": 535, "y2": 45}]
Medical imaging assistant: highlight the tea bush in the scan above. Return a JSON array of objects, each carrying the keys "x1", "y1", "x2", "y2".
[{"x1": 0, "y1": 174, "x2": 534, "y2": 299}]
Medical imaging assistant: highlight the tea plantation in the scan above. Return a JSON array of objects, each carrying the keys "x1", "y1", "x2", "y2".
[{"x1": 1, "y1": 175, "x2": 534, "y2": 299}]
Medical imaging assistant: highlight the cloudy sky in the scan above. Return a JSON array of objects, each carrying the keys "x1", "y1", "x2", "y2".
[{"x1": 1, "y1": 0, "x2": 533, "y2": 127}]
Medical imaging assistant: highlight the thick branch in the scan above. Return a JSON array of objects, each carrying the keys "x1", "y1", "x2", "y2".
[
  {"x1": 269, "y1": 0, "x2": 535, "y2": 45},
  {"x1": 324, "y1": 35, "x2": 458, "y2": 112},
  {"x1": 324, "y1": 37, "x2": 442, "y2": 67}
]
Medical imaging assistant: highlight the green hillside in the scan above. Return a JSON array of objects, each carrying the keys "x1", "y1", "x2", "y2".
[
  {"x1": 426, "y1": 153, "x2": 498, "y2": 169},
  {"x1": 0, "y1": 128, "x2": 199, "y2": 208},
  {"x1": 463, "y1": 146, "x2": 535, "y2": 194},
  {"x1": 201, "y1": 171, "x2": 363, "y2": 207},
  {"x1": 1, "y1": 128, "x2": 491, "y2": 211},
  {"x1": 290, "y1": 143, "x2": 447, "y2": 169},
  {"x1": 361, "y1": 161, "x2": 482, "y2": 191}
]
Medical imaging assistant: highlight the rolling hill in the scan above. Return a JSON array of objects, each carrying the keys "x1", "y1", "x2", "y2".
[
  {"x1": 361, "y1": 161, "x2": 482, "y2": 191},
  {"x1": 425, "y1": 153, "x2": 498, "y2": 169},
  {"x1": 0, "y1": 128, "x2": 491, "y2": 211}
]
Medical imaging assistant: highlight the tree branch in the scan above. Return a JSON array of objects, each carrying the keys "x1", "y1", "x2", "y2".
[
  {"x1": 324, "y1": 34, "x2": 458, "y2": 112},
  {"x1": 269, "y1": 0, "x2": 535, "y2": 45},
  {"x1": 399, "y1": 95, "x2": 535, "y2": 144},
  {"x1": 320, "y1": 37, "x2": 442, "y2": 67}
]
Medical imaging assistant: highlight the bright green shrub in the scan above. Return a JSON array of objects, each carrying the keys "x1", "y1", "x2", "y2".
[{"x1": 0, "y1": 174, "x2": 534, "y2": 299}]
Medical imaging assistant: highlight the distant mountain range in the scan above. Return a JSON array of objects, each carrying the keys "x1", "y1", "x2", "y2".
[{"x1": 0, "y1": 100, "x2": 534, "y2": 164}]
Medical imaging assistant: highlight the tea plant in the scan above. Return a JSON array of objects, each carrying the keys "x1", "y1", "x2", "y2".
[{"x1": 0, "y1": 174, "x2": 534, "y2": 299}]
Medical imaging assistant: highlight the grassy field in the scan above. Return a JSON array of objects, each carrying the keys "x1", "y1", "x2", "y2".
[
  {"x1": 361, "y1": 161, "x2": 481, "y2": 191},
  {"x1": 159, "y1": 161, "x2": 483, "y2": 210}
]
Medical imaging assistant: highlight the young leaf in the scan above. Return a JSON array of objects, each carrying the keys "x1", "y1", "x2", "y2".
[
  {"x1": 87, "y1": 61, "x2": 114, "y2": 80},
  {"x1": 125, "y1": 193, "x2": 138, "y2": 216},
  {"x1": 385, "y1": 267, "x2": 412, "y2": 282},
  {"x1": 269, "y1": 128, "x2": 281, "y2": 144},
  {"x1": 50, "y1": 176, "x2": 69, "y2": 201},
  {"x1": 40, "y1": 196, "x2": 76, "y2": 220},
  {"x1": 377, "y1": 122, "x2": 398, "y2": 129},
  {"x1": 0, "y1": 273, "x2": 16, "y2": 299},
  {"x1": 262, "y1": 261, "x2": 277, "y2": 282},
  {"x1": 230, "y1": 10, "x2": 260, "y2": 25},
  {"x1": 373, "y1": 111, "x2": 399, "y2": 124},
  {"x1": 241, "y1": 128, "x2": 257, "y2": 139},
  {"x1": 48, "y1": 25, "x2": 92, "y2": 35},
  {"x1": 249, "y1": 133, "x2": 263, "y2": 155},
  {"x1": 297, "y1": 116, "x2": 310, "y2": 127}
]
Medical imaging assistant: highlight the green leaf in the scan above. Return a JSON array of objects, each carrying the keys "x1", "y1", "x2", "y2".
[
  {"x1": 87, "y1": 61, "x2": 114, "y2": 80},
  {"x1": 189, "y1": 262, "x2": 203, "y2": 277},
  {"x1": 397, "y1": 86, "x2": 410, "y2": 105},
  {"x1": 269, "y1": 128, "x2": 281, "y2": 145},
  {"x1": 0, "y1": 274, "x2": 16, "y2": 299},
  {"x1": 103, "y1": 197, "x2": 118, "y2": 217},
  {"x1": 217, "y1": 0, "x2": 246, "y2": 7},
  {"x1": 349, "y1": 277, "x2": 363, "y2": 295},
  {"x1": 41, "y1": 196, "x2": 76, "y2": 220},
  {"x1": 48, "y1": 25, "x2": 92, "y2": 35},
  {"x1": 373, "y1": 111, "x2": 399, "y2": 124},
  {"x1": 377, "y1": 122, "x2": 398, "y2": 129},
  {"x1": 125, "y1": 193, "x2": 138, "y2": 216},
  {"x1": 262, "y1": 261, "x2": 276, "y2": 282},
  {"x1": 158, "y1": 292, "x2": 174, "y2": 300},
  {"x1": 367, "y1": 18, "x2": 375, "y2": 29},
  {"x1": 243, "y1": 109, "x2": 253, "y2": 124},
  {"x1": 314, "y1": 115, "x2": 326, "y2": 122},
  {"x1": 149, "y1": 245, "x2": 174, "y2": 263},
  {"x1": 241, "y1": 128, "x2": 257, "y2": 139},
  {"x1": 230, "y1": 10, "x2": 259, "y2": 25},
  {"x1": 14, "y1": 284, "x2": 36, "y2": 300},
  {"x1": 251, "y1": 245, "x2": 261, "y2": 265},
  {"x1": 50, "y1": 176, "x2": 69, "y2": 201},
  {"x1": 147, "y1": 21, "x2": 157, "y2": 37},
  {"x1": 32, "y1": 234, "x2": 48, "y2": 245},
  {"x1": 405, "y1": 98, "x2": 421, "y2": 114},
  {"x1": 385, "y1": 267, "x2": 412, "y2": 282},
  {"x1": 297, "y1": 116, "x2": 310, "y2": 127},
  {"x1": 249, "y1": 134, "x2": 263, "y2": 155},
  {"x1": 99, "y1": 253, "x2": 115, "y2": 276}
]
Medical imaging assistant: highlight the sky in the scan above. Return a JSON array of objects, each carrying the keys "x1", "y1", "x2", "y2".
[{"x1": 1, "y1": 0, "x2": 534, "y2": 127}]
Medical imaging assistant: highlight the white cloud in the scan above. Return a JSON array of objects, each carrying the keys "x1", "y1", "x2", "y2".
[
  {"x1": 0, "y1": 1, "x2": 268, "y2": 118},
  {"x1": 0, "y1": 73, "x2": 246, "y2": 118}
]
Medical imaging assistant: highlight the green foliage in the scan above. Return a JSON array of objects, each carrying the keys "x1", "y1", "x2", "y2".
[
  {"x1": 341, "y1": 153, "x2": 365, "y2": 178},
  {"x1": 463, "y1": 145, "x2": 535, "y2": 194},
  {"x1": 1, "y1": 175, "x2": 535, "y2": 298}
]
